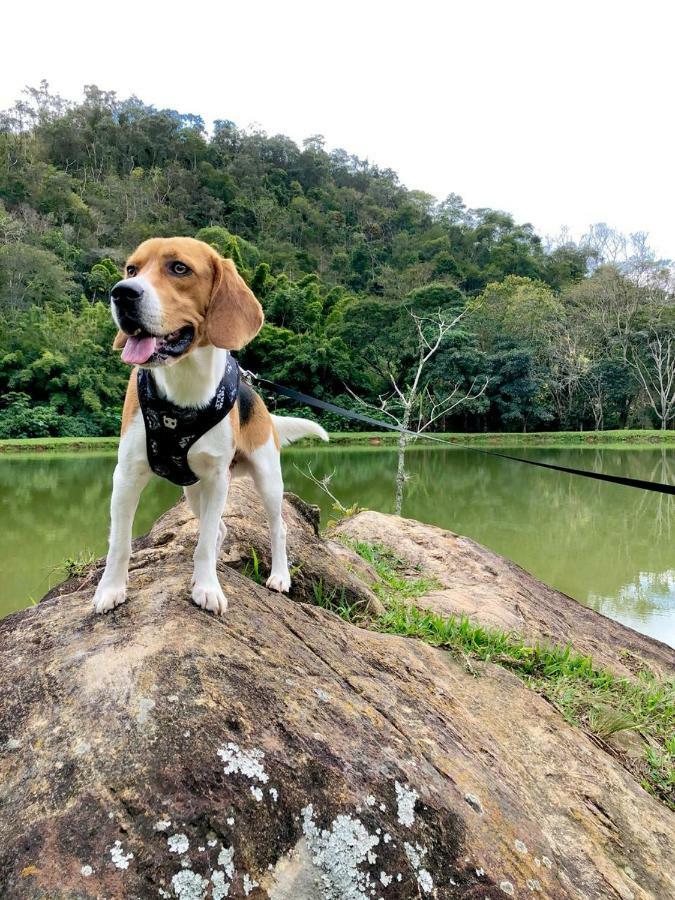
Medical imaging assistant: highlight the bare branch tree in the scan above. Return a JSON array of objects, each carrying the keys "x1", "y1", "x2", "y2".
[
  {"x1": 547, "y1": 323, "x2": 586, "y2": 428},
  {"x1": 348, "y1": 307, "x2": 490, "y2": 514},
  {"x1": 629, "y1": 330, "x2": 675, "y2": 430},
  {"x1": 578, "y1": 366, "x2": 608, "y2": 431}
]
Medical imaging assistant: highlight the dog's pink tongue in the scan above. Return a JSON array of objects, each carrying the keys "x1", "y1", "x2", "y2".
[{"x1": 121, "y1": 335, "x2": 156, "y2": 365}]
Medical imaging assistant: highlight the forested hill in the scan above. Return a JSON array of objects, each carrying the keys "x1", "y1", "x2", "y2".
[{"x1": 0, "y1": 82, "x2": 673, "y2": 438}]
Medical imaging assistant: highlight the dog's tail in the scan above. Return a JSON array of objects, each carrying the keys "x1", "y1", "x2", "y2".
[{"x1": 272, "y1": 414, "x2": 329, "y2": 447}]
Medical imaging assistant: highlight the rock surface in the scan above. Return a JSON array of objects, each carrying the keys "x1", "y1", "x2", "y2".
[{"x1": 0, "y1": 479, "x2": 673, "y2": 899}]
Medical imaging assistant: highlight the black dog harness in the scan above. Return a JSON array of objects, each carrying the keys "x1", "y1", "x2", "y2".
[{"x1": 137, "y1": 360, "x2": 240, "y2": 486}]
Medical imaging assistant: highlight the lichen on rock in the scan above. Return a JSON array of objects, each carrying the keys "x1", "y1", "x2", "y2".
[
  {"x1": 301, "y1": 804, "x2": 380, "y2": 899},
  {"x1": 171, "y1": 869, "x2": 209, "y2": 900},
  {"x1": 394, "y1": 781, "x2": 418, "y2": 828},
  {"x1": 109, "y1": 840, "x2": 133, "y2": 870},
  {"x1": 218, "y1": 742, "x2": 269, "y2": 785},
  {"x1": 168, "y1": 833, "x2": 190, "y2": 855}
]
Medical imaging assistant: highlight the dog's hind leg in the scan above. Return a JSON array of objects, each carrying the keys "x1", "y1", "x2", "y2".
[
  {"x1": 184, "y1": 482, "x2": 227, "y2": 553},
  {"x1": 249, "y1": 436, "x2": 290, "y2": 593}
]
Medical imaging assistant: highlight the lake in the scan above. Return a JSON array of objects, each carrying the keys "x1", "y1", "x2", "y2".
[{"x1": 1, "y1": 445, "x2": 674, "y2": 648}]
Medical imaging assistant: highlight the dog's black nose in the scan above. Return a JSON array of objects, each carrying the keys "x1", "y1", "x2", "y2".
[{"x1": 111, "y1": 281, "x2": 144, "y2": 306}]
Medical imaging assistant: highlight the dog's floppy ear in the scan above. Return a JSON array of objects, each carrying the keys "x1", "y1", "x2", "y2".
[
  {"x1": 113, "y1": 330, "x2": 127, "y2": 350},
  {"x1": 206, "y1": 256, "x2": 264, "y2": 350}
]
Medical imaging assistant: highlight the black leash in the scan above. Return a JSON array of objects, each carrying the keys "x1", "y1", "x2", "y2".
[{"x1": 246, "y1": 373, "x2": 675, "y2": 497}]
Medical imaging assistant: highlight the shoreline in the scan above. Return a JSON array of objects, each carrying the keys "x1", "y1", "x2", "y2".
[{"x1": 1, "y1": 429, "x2": 675, "y2": 455}]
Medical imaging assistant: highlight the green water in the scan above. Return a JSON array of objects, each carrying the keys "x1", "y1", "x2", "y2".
[{"x1": 1, "y1": 446, "x2": 674, "y2": 648}]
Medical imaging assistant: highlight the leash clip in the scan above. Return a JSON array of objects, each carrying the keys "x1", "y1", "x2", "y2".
[{"x1": 239, "y1": 368, "x2": 259, "y2": 384}]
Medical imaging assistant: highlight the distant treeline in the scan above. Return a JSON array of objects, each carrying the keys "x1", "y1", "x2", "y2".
[{"x1": 0, "y1": 81, "x2": 673, "y2": 438}]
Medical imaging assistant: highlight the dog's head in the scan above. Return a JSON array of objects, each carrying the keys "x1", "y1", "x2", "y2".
[{"x1": 110, "y1": 237, "x2": 264, "y2": 367}]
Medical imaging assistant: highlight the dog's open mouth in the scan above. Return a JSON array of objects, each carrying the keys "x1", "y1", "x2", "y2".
[{"x1": 120, "y1": 325, "x2": 195, "y2": 366}]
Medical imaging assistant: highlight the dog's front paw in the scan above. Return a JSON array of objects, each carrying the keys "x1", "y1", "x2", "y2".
[
  {"x1": 92, "y1": 582, "x2": 127, "y2": 614},
  {"x1": 191, "y1": 579, "x2": 228, "y2": 616},
  {"x1": 266, "y1": 571, "x2": 291, "y2": 593}
]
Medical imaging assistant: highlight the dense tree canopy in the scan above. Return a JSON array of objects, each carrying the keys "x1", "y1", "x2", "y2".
[{"x1": 0, "y1": 82, "x2": 673, "y2": 437}]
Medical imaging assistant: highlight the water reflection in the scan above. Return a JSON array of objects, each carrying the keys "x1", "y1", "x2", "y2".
[
  {"x1": 589, "y1": 571, "x2": 675, "y2": 644},
  {"x1": 1, "y1": 446, "x2": 673, "y2": 647}
]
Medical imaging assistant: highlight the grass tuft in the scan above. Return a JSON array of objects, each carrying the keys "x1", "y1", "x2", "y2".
[
  {"x1": 241, "y1": 547, "x2": 264, "y2": 585},
  {"x1": 341, "y1": 539, "x2": 439, "y2": 603},
  {"x1": 52, "y1": 549, "x2": 97, "y2": 581},
  {"x1": 311, "y1": 578, "x2": 364, "y2": 621}
]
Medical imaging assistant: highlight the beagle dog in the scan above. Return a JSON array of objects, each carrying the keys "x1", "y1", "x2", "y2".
[{"x1": 93, "y1": 237, "x2": 327, "y2": 616}]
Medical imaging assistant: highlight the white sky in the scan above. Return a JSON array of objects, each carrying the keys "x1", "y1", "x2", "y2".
[{"x1": 2, "y1": 0, "x2": 673, "y2": 257}]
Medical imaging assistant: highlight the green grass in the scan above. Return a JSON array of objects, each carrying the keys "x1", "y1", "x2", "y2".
[
  {"x1": 2, "y1": 429, "x2": 674, "y2": 455},
  {"x1": 321, "y1": 429, "x2": 675, "y2": 448},
  {"x1": 339, "y1": 537, "x2": 675, "y2": 811},
  {"x1": 0, "y1": 436, "x2": 119, "y2": 454}
]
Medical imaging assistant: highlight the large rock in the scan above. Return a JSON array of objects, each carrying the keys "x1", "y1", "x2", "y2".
[{"x1": 0, "y1": 479, "x2": 673, "y2": 899}]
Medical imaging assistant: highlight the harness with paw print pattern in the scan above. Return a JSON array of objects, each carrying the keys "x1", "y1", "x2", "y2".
[{"x1": 137, "y1": 360, "x2": 240, "y2": 486}]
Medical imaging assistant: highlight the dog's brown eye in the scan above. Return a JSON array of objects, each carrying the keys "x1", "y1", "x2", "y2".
[
  {"x1": 170, "y1": 261, "x2": 190, "y2": 276},
  {"x1": 126, "y1": 264, "x2": 137, "y2": 277}
]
